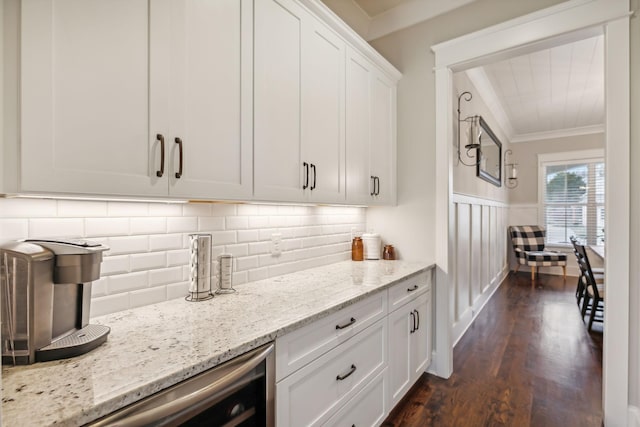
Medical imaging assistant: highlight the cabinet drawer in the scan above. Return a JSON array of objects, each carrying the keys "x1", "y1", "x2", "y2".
[
  {"x1": 388, "y1": 270, "x2": 430, "y2": 312},
  {"x1": 322, "y1": 369, "x2": 388, "y2": 427},
  {"x1": 276, "y1": 291, "x2": 387, "y2": 381},
  {"x1": 276, "y1": 318, "x2": 387, "y2": 427}
]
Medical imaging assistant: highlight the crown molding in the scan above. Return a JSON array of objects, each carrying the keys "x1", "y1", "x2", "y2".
[{"x1": 511, "y1": 124, "x2": 604, "y2": 143}]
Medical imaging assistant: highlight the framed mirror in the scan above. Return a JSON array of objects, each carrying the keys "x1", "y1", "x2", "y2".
[{"x1": 476, "y1": 116, "x2": 502, "y2": 187}]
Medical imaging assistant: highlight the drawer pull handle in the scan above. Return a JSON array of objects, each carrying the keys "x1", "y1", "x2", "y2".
[
  {"x1": 336, "y1": 364, "x2": 357, "y2": 381},
  {"x1": 407, "y1": 284, "x2": 419, "y2": 292},
  {"x1": 336, "y1": 317, "x2": 356, "y2": 330}
]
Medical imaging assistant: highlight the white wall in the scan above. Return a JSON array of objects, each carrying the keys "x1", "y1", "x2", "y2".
[
  {"x1": 629, "y1": 0, "x2": 640, "y2": 413},
  {"x1": 0, "y1": 199, "x2": 365, "y2": 316}
]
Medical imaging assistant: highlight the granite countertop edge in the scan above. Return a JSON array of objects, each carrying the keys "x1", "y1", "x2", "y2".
[{"x1": 1, "y1": 260, "x2": 434, "y2": 427}]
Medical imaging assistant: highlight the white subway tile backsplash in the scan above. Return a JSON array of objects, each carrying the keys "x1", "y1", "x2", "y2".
[
  {"x1": 58, "y1": 200, "x2": 108, "y2": 217},
  {"x1": 238, "y1": 230, "x2": 259, "y2": 243},
  {"x1": 248, "y1": 241, "x2": 270, "y2": 256},
  {"x1": 149, "y1": 234, "x2": 183, "y2": 251},
  {"x1": 224, "y1": 244, "x2": 249, "y2": 258},
  {"x1": 149, "y1": 267, "x2": 183, "y2": 286},
  {"x1": 225, "y1": 216, "x2": 248, "y2": 230},
  {"x1": 0, "y1": 199, "x2": 365, "y2": 317},
  {"x1": 212, "y1": 231, "x2": 236, "y2": 245},
  {"x1": 130, "y1": 287, "x2": 166, "y2": 308},
  {"x1": 148, "y1": 203, "x2": 183, "y2": 217},
  {"x1": 108, "y1": 202, "x2": 149, "y2": 217},
  {"x1": 167, "y1": 249, "x2": 189, "y2": 267},
  {"x1": 131, "y1": 252, "x2": 167, "y2": 272},
  {"x1": 0, "y1": 198, "x2": 57, "y2": 217},
  {"x1": 91, "y1": 293, "x2": 130, "y2": 317},
  {"x1": 167, "y1": 282, "x2": 189, "y2": 300},
  {"x1": 182, "y1": 203, "x2": 211, "y2": 217},
  {"x1": 29, "y1": 218, "x2": 84, "y2": 239},
  {"x1": 131, "y1": 217, "x2": 167, "y2": 235},
  {"x1": 236, "y1": 256, "x2": 259, "y2": 271},
  {"x1": 167, "y1": 217, "x2": 198, "y2": 233},
  {"x1": 85, "y1": 218, "x2": 130, "y2": 237},
  {"x1": 108, "y1": 271, "x2": 148, "y2": 294},
  {"x1": 102, "y1": 255, "x2": 130, "y2": 276},
  {"x1": 248, "y1": 216, "x2": 269, "y2": 229},
  {"x1": 107, "y1": 236, "x2": 148, "y2": 255},
  {"x1": 210, "y1": 204, "x2": 237, "y2": 217},
  {"x1": 0, "y1": 219, "x2": 28, "y2": 242},
  {"x1": 198, "y1": 217, "x2": 225, "y2": 232}
]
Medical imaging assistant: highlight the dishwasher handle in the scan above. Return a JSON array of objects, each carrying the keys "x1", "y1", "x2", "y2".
[{"x1": 93, "y1": 343, "x2": 274, "y2": 427}]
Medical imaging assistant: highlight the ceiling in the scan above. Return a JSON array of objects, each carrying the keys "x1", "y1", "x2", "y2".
[
  {"x1": 465, "y1": 35, "x2": 604, "y2": 143},
  {"x1": 326, "y1": 1, "x2": 605, "y2": 144},
  {"x1": 352, "y1": 0, "x2": 413, "y2": 17}
]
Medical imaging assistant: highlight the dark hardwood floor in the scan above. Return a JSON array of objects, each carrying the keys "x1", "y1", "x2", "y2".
[{"x1": 383, "y1": 272, "x2": 603, "y2": 427}]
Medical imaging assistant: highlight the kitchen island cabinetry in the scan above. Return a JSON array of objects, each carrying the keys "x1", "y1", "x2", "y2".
[
  {"x1": 253, "y1": 0, "x2": 345, "y2": 204},
  {"x1": 19, "y1": 0, "x2": 252, "y2": 200}
]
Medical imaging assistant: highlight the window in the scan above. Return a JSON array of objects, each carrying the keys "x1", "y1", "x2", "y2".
[{"x1": 539, "y1": 150, "x2": 605, "y2": 245}]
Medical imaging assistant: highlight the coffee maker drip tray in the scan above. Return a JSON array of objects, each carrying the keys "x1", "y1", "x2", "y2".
[{"x1": 36, "y1": 325, "x2": 110, "y2": 363}]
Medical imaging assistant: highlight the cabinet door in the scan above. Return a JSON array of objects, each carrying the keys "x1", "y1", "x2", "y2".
[
  {"x1": 254, "y1": 0, "x2": 307, "y2": 202},
  {"x1": 301, "y1": 20, "x2": 346, "y2": 203},
  {"x1": 167, "y1": 0, "x2": 252, "y2": 200},
  {"x1": 370, "y1": 70, "x2": 397, "y2": 205},
  {"x1": 387, "y1": 302, "x2": 412, "y2": 408},
  {"x1": 21, "y1": 0, "x2": 167, "y2": 196},
  {"x1": 411, "y1": 291, "x2": 432, "y2": 380},
  {"x1": 345, "y1": 48, "x2": 373, "y2": 205}
]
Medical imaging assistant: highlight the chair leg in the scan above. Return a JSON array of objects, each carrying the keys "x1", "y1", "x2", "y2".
[
  {"x1": 581, "y1": 293, "x2": 591, "y2": 317},
  {"x1": 531, "y1": 266, "x2": 535, "y2": 281},
  {"x1": 515, "y1": 264, "x2": 520, "y2": 273},
  {"x1": 562, "y1": 266, "x2": 566, "y2": 279},
  {"x1": 588, "y1": 296, "x2": 600, "y2": 331}
]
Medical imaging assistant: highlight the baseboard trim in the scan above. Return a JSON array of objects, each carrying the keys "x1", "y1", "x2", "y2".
[
  {"x1": 629, "y1": 405, "x2": 640, "y2": 427},
  {"x1": 451, "y1": 267, "x2": 508, "y2": 348}
]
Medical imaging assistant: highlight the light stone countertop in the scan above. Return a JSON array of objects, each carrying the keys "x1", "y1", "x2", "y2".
[{"x1": 1, "y1": 259, "x2": 433, "y2": 426}]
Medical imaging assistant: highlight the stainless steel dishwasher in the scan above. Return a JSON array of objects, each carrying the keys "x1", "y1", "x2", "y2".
[{"x1": 89, "y1": 343, "x2": 274, "y2": 427}]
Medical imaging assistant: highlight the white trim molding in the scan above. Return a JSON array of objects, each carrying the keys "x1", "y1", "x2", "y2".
[
  {"x1": 629, "y1": 406, "x2": 640, "y2": 427},
  {"x1": 433, "y1": 1, "x2": 631, "y2": 425}
]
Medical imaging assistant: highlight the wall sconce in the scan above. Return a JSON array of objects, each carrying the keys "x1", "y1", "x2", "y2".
[
  {"x1": 457, "y1": 91, "x2": 481, "y2": 167},
  {"x1": 504, "y1": 149, "x2": 518, "y2": 188}
]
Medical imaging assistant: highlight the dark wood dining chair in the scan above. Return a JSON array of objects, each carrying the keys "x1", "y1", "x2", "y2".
[{"x1": 574, "y1": 242, "x2": 605, "y2": 331}]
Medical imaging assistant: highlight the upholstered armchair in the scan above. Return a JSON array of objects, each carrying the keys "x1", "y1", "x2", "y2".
[{"x1": 509, "y1": 225, "x2": 567, "y2": 280}]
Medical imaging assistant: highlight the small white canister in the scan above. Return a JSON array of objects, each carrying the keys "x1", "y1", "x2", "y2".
[{"x1": 362, "y1": 233, "x2": 381, "y2": 260}]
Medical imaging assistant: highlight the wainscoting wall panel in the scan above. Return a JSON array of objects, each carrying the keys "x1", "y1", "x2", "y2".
[{"x1": 452, "y1": 194, "x2": 509, "y2": 346}]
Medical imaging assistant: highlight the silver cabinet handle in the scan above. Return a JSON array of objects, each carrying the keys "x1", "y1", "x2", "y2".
[
  {"x1": 410, "y1": 311, "x2": 415, "y2": 333},
  {"x1": 335, "y1": 317, "x2": 356, "y2": 330},
  {"x1": 414, "y1": 309, "x2": 420, "y2": 331},
  {"x1": 336, "y1": 364, "x2": 357, "y2": 381}
]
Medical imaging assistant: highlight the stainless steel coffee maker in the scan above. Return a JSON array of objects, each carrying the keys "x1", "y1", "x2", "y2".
[{"x1": 0, "y1": 239, "x2": 110, "y2": 365}]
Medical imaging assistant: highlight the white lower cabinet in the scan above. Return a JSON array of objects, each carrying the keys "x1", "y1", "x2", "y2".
[
  {"x1": 388, "y1": 278, "x2": 432, "y2": 408},
  {"x1": 275, "y1": 269, "x2": 433, "y2": 426},
  {"x1": 322, "y1": 369, "x2": 388, "y2": 427},
  {"x1": 276, "y1": 318, "x2": 387, "y2": 427}
]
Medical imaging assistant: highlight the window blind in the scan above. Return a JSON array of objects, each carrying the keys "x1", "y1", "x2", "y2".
[{"x1": 541, "y1": 159, "x2": 605, "y2": 245}]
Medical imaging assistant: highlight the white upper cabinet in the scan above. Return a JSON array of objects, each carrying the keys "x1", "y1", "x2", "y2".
[
  {"x1": 17, "y1": 0, "x2": 397, "y2": 205},
  {"x1": 345, "y1": 47, "x2": 397, "y2": 205},
  {"x1": 21, "y1": 0, "x2": 163, "y2": 196},
  {"x1": 254, "y1": 0, "x2": 345, "y2": 204},
  {"x1": 20, "y1": 0, "x2": 252, "y2": 199},
  {"x1": 167, "y1": 0, "x2": 253, "y2": 200}
]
